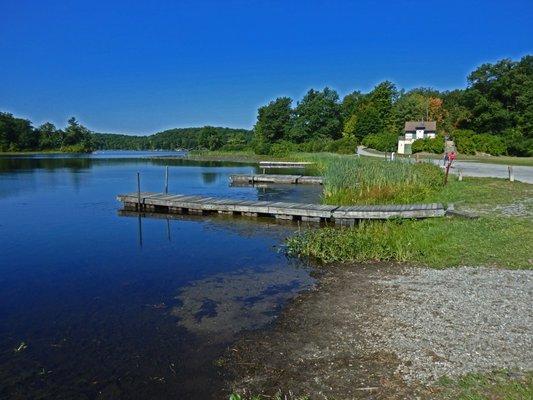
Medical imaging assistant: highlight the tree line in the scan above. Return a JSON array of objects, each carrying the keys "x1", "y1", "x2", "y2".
[
  {"x1": 0, "y1": 112, "x2": 252, "y2": 153},
  {"x1": 1, "y1": 55, "x2": 531, "y2": 156},
  {"x1": 92, "y1": 126, "x2": 252, "y2": 151},
  {"x1": 253, "y1": 55, "x2": 532, "y2": 156},
  {"x1": 0, "y1": 115, "x2": 94, "y2": 152}
]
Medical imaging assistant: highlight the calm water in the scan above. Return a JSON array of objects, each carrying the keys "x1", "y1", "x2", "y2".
[{"x1": 0, "y1": 152, "x2": 321, "y2": 399}]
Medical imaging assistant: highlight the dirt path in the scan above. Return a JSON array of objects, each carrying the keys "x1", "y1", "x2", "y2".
[{"x1": 225, "y1": 265, "x2": 532, "y2": 399}]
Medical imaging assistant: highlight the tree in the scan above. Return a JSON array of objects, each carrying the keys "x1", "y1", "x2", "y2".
[
  {"x1": 63, "y1": 117, "x2": 93, "y2": 150},
  {"x1": 289, "y1": 87, "x2": 342, "y2": 142},
  {"x1": 254, "y1": 97, "x2": 293, "y2": 144},
  {"x1": 37, "y1": 122, "x2": 62, "y2": 149}
]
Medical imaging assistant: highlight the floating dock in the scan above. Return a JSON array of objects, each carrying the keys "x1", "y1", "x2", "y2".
[
  {"x1": 117, "y1": 192, "x2": 445, "y2": 223},
  {"x1": 230, "y1": 174, "x2": 323, "y2": 185},
  {"x1": 258, "y1": 161, "x2": 313, "y2": 169}
]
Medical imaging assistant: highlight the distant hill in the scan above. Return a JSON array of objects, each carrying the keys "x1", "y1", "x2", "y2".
[{"x1": 92, "y1": 126, "x2": 252, "y2": 150}]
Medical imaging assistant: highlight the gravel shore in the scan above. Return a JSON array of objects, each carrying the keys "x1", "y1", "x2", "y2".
[
  {"x1": 227, "y1": 265, "x2": 533, "y2": 399},
  {"x1": 368, "y1": 267, "x2": 533, "y2": 384}
]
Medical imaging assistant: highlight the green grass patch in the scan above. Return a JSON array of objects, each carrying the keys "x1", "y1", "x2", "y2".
[
  {"x1": 295, "y1": 153, "x2": 445, "y2": 204},
  {"x1": 287, "y1": 217, "x2": 532, "y2": 269},
  {"x1": 434, "y1": 371, "x2": 533, "y2": 399}
]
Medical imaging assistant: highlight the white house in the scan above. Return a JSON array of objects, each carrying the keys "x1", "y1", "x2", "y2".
[{"x1": 397, "y1": 121, "x2": 437, "y2": 154}]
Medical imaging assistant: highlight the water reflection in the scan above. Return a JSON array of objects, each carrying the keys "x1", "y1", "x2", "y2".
[{"x1": 0, "y1": 152, "x2": 321, "y2": 399}]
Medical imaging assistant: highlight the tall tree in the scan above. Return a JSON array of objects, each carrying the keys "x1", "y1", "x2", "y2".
[
  {"x1": 289, "y1": 87, "x2": 342, "y2": 142},
  {"x1": 253, "y1": 97, "x2": 293, "y2": 144}
]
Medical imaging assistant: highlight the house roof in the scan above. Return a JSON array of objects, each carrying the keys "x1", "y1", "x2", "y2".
[{"x1": 404, "y1": 121, "x2": 436, "y2": 132}]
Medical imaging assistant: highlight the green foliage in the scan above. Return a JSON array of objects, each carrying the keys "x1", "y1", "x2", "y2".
[
  {"x1": 411, "y1": 134, "x2": 445, "y2": 154},
  {"x1": 287, "y1": 177, "x2": 532, "y2": 269},
  {"x1": 289, "y1": 87, "x2": 342, "y2": 142},
  {"x1": 452, "y1": 130, "x2": 506, "y2": 155},
  {"x1": 362, "y1": 132, "x2": 397, "y2": 152},
  {"x1": 287, "y1": 217, "x2": 532, "y2": 269},
  {"x1": 254, "y1": 97, "x2": 293, "y2": 144},
  {"x1": 435, "y1": 371, "x2": 533, "y2": 400},
  {"x1": 0, "y1": 112, "x2": 93, "y2": 152},
  {"x1": 300, "y1": 154, "x2": 444, "y2": 204},
  {"x1": 325, "y1": 136, "x2": 357, "y2": 154},
  {"x1": 269, "y1": 140, "x2": 299, "y2": 157},
  {"x1": 92, "y1": 126, "x2": 252, "y2": 151}
]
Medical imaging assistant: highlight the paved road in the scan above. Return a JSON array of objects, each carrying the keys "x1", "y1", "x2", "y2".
[{"x1": 357, "y1": 146, "x2": 533, "y2": 184}]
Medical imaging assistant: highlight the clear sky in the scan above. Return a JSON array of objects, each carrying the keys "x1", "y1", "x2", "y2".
[{"x1": 1, "y1": 0, "x2": 531, "y2": 135}]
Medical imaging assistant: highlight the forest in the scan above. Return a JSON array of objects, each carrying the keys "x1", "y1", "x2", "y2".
[
  {"x1": 0, "y1": 116, "x2": 94, "y2": 153},
  {"x1": 252, "y1": 55, "x2": 532, "y2": 156},
  {"x1": 1, "y1": 55, "x2": 531, "y2": 156}
]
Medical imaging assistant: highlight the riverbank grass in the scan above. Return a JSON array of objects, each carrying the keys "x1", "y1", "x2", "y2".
[
  {"x1": 296, "y1": 153, "x2": 445, "y2": 204},
  {"x1": 287, "y1": 166, "x2": 532, "y2": 269}
]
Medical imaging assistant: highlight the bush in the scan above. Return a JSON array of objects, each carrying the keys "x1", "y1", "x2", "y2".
[
  {"x1": 299, "y1": 138, "x2": 332, "y2": 152},
  {"x1": 452, "y1": 130, "x2": 508, "y2": 156},
  {"x1": 472, "y1": 134, "x2": 506, "y2": 155},
  {"x1": 362, "y1": 132, "x2": 397, "y2": 152},
  {"x1": 326, "y1": 136, "x2": 358, "y2": 154},
  {"x1": 411, "y1": 135, "x2": 445, "y2": 154},
  {"x1": 252, "y1": 141, "x2": 271, "y2": 155},
  {"x1": 269, "y1": 140, "x2": 298, "y2": 157}
]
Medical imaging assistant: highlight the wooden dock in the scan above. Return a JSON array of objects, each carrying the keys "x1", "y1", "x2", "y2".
[
  {"x1": 258, "y1": 161, "x2": 313, "y2": 169},
  {"x1": 230, "y1": 174, "x2": 323, "y2": 185},
  {"x1": 117, "y1": 192, "x2": 445, "y2": 222}
]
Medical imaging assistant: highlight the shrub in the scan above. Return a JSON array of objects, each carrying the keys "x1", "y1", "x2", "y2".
[
  {"x1": 362, "y1": 132, "x2": 397, "y2": 152},
  {"x1": 299, "y1": 138, "x2": 332, "y2": 152},
  {"x1": 472, "y1": 134, "x2": 506, "y2": 155},
  {"x1": 252, "y1": 141, "x2": 271, "y2": 155},
  {"x1": 452, "y1": 130, "x2": 508, "y2": 156},
  {"x1": 326, "y1": 136, "x2": 358, "y2": 154},
  {"x1": 411, "y1": 135, "x2": 445, "y2": 154},
  {"x1": 269, "y1": 140, "x2": 298, "y2": 157}
]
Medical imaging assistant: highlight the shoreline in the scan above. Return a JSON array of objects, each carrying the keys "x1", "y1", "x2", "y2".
[{"x1": 224, "y1": 263, "x2": 533, "y2": 399}]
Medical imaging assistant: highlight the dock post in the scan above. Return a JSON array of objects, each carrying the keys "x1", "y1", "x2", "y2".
[
  {"x1": 508, "y1": 166, "x2": 514, "y2": 182},
  {"x1": 137, "y1": 172, "x2": 142, "y2": 211},
  {"x1": 165, "y1": 166, "x2": 169, "y2": 194}
]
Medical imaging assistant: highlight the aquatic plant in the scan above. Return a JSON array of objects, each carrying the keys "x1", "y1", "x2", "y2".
[{"x1": 296, "y1": 153, "x2": 445, "y2": 204}]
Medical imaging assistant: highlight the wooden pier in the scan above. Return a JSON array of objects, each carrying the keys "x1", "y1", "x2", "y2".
[
  {"x1": 117, "y1": 192, "x2": 445, "y2": 223},
  {"x1": 258, "y1": 161, "x2": 313, "y2": 169},
  {"x1": 230, "y1": 174, "x2": 323, "y2": 185}
]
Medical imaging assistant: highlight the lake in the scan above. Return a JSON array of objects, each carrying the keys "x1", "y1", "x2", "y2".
[{"x1": 0, "y1": 151, "x2": 322, "y2": 399}]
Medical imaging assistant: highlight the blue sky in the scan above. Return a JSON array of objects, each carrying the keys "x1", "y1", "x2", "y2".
[{"x1": 1, "y1": 0, "x2": 531, "y2": 135}]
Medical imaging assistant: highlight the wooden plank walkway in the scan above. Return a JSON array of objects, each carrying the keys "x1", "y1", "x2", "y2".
[
  {"x1": 117, "y1": 192, "x2": 445, "y2": 222},
  {"x1": 230, "y1": 174, "x2": 323, "y2": 185},
  {"x1": 259, "y1": 161, "x2": 313, "y2": 169}
]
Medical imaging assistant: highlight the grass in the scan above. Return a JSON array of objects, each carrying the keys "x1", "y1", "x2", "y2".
[
  {"x1": 296, "y1": 153, "x2": 445, "y2": 204},
  {"x1": 434, "y1": 371, "x2": 533, "y2": 399},
  {"x1": 287, "y1": 170, "x2": 532, "y2": 269},
  {"x1": 287, "y1": 216, "x2": 532, "y2": 269}
]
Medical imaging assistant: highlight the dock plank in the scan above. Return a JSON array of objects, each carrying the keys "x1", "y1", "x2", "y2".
[{"x1": 118, "y1": 192, "x2": 445, "y2": 221}]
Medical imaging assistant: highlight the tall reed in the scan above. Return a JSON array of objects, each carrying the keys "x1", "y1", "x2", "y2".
[{"x1": 297, "y1": 153, "x2": 444, "y2": 204}]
